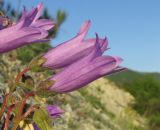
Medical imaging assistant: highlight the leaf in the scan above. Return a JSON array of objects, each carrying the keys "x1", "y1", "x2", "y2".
[
  {"x1": 57, "y1": 10, "x2": 66, "y2": 26},
  {"x1": 33, "y1": 108, "x2": 53, "y2": 130}
]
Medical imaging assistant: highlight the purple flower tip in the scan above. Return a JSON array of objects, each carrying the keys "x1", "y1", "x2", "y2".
[
  {"x1": 33, "y1": 123, "x2": 40, "y2": 130},
  {"x1": 47, "y1": 105, "x2": 64, "y2": 118}
]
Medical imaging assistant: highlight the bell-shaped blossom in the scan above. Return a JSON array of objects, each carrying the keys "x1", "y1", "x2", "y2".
[
  {"x1": 46, "y1": 105, "x2": 64, "y2": 118},
  {"x1": 0, "y1": 3, "x2": 55, "y2": 53},
  {"x1": 48, "y1": 35, "x2": 125, "y2": 93},
  {"x1": 42, "y1": 20, "x2": 108, "y2": 69},
  {"x1": 20, "y1": 4, "x2": 54, "y2": 30}
]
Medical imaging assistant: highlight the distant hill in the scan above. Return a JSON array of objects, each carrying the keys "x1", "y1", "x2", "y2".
[
  {"x1": 55, "y1": 78, "x2": 147, "y2": 130},
  {"x1": 107, "y1": 69, "x2": 160, "y2": 130},
  {"x1": 108, "y1": 69, "x2": 160, "y2": 86}
]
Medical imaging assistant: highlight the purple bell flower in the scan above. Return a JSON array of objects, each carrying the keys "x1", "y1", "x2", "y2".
[
  {"x1": 48, "y1": 34, "x2": 125, "y2": 93},
  {"x1": 0, "y1": 3, "x2": 55, "y2": 53},
  {"x1": 46, "y1": 105, "x2": 64, "y2": 118},
  {"x1": 42, "y1": 20, "x2": 108, "y2": 69},
  {"x1": 33, "y1": 123, "x2": 40, "y2": 130}
]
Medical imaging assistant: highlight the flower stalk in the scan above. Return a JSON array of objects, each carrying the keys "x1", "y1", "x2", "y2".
[{"x1": 15, "y1": 67, "x2": 29, "y2": 83}]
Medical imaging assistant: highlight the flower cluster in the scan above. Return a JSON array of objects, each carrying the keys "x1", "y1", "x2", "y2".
[
  {"x1": 42, "y1": 21, "x2": 125, "y2": 93},
  {"x1": 0, "y1": 3, "x2": 125, "y2": 130}
]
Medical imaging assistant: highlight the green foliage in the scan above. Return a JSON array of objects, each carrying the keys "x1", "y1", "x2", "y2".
[
  {"x1": 0, "y1": 1, "x2": 17, "y2": 18},
  {"x1": 17, "y1": 43, "x2": 51, "y2": 64},
  {"x1": 108, "y1": 70, "x2": 160, "y2": 130},
  {"x1": 87, "y1": 109, "x2": 116, "y2": 129},
  {"x1": 50, "y1": 10, "x2": 67, "y2": 38},
  {"x1": 57, "y1": 10, "x2": 67, "y2": 26},
  {"x1": 149, "y1": 113, "x2": 160, "y2": 130},
  {"x1": 79, "y1": 89, "x2": 115, "y2": 118},
  {"x1": 33, "y1": 108, "x2": 53, "y2": 130}
]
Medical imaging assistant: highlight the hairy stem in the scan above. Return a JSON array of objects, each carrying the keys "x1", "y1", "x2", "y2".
[
  {"x1": 16, "y1": 67, "x2": 29, "y2": 83},
  {"x1": 0, "y1": 93, "x2": 9, "y2": 118}
]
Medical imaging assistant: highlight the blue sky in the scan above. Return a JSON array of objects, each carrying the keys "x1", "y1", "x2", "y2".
[{"x1": 6, "y1": 0, "x2": 160, "y2": 72}]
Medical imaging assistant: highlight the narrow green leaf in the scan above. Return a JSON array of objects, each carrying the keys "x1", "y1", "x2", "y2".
[{"x1": 33, "y1": 108, "x2": 53, "y2": 130}]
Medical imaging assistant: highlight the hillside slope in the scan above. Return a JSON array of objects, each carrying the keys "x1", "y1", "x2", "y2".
[
  {"x1": 108, "y1": 69, "x2": 160, "y2": 86},
  {"x1": 108, "y1": 70, "x2": 160, "y2": 130},
  {"x1": 0, "y1": 53, "x2": 148, "y2": 130},
  {"x1": 55, "y1": 78, "x2": 147, "y2": 130}
]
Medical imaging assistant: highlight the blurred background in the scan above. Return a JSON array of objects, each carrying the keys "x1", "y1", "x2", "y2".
[{"x1": 1, "y1": 0, "x2": 160, "y2": 130}]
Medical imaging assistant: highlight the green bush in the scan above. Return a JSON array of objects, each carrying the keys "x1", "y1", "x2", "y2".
[{"x1": 108, "y1": 70, "x2": 160, "y2": 130}]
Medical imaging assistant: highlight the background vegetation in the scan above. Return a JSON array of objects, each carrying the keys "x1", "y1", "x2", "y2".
[{"x1": 108, "y1": 70, "x2": 160, "y2": 130}]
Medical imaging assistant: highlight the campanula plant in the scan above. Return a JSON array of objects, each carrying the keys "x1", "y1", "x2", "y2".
[{"x1": 0, "y1": 3, "x2": 125, "y2": 130}]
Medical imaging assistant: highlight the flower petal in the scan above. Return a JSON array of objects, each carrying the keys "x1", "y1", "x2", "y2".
[
  {"x1": 0, "y1": 3, "x2": 54, "y2": 53},
  {"x1": 31, "y1": 19, "x2": 55, "y2": 30},
  {"x1": 0, "y1": 27, "x2": 48, "y2": 53},
  {"x1": 77, "y1": 20, "x2": 91, "y2": 39},
  {"x1": 50, "y1": 56, "x2": 122, "y2": 92},
  {"x1": 43, "y1": 29, "x2": 106, "y2": 69}
]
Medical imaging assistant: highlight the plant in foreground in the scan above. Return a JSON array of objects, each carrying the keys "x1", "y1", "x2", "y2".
[{"x1": 0, "y1": 3, "x2": 125, "y2": 130}]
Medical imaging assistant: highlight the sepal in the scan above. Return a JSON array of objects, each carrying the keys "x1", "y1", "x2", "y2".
[{"x1": 28, "y1": 55, "x2": 47, "y2": 72}]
